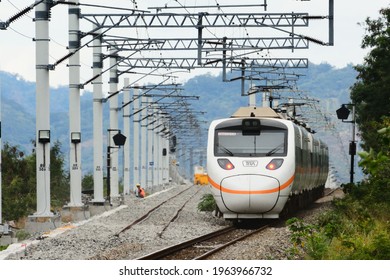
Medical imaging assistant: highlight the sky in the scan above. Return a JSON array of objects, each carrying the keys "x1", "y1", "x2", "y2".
[{"x1": 0, "y1": 0, "x2": 389, "y2": 90}]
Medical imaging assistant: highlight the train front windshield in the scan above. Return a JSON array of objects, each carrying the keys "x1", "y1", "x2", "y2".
[{"x1": 214, "y1": 122, "x2": 287, "y2": 157}]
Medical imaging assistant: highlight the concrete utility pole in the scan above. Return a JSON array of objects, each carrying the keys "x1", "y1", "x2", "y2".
[
  {"x1": 162, "y1": 117, "x2": 170, "y2": 185},
  {"x1": 147, "y1": 97, "x2": 154, "y2": 188},
  {"x1": 68, "y1": 0, "x2": 83, "y2": 207},
  {"x1": 34, "y1": 0, "x2": 52, "y2": 217},
  {"x1": 153, "y1": 110, "x2": 160, "y2": 188},
  {"x1": 140, "y1": 95, "x2": 148, "y2": 189},
  {"x1": 91, "y1": 25, "x2": 104, "y2": 204},
  {"x1": 123, "y1": 78, "x2": 131, "y2": 194},
  {"x1": 249, "y1": 93, "x2": 257, "y2": 107},
  {"x1": 109, "y1": 48, "x2": 120, "y2": 199},
  {"x1": 159, "y1": 115, "x2": 165, "y2": 186},
  {"x1": 133, "y1": 86, "x2": 140, "y2": 191}
]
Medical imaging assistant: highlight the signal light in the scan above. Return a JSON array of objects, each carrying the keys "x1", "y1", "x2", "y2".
[
  {"x1": 266, "y1": 159, "x2": 284, "y2": 170},
  {"x1": 217, "y1": 158, "x2": 235, "y2": 170}
]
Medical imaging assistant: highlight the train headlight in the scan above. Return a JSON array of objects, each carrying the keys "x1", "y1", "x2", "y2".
[
  {"x1": 217, "y1": 158, "x2": 235, "y2": 170},
  {"x1": 266, "y1": 159, "x2": 284, "y2": 170}
]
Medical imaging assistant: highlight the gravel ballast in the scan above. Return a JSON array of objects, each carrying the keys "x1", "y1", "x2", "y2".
[{"x1": 2, "y1": 183, "x2": 339, "y2": 260}]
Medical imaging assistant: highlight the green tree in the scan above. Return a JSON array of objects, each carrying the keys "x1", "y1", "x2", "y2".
[
  {"x1": 1, "y1": 143, "x2": 35, "y2": 221},
  {"x1": 82, "y1": 173, "x2": 94, "y2": 192},
  {"x1": 1, "y1": 141, "x2": 70, "y2": 221},
  {"x1": 50, "y1": 141, "x2": 70, "y2": 208},
  {"x1": 350, "y1": 7, "x2": 390, "y2": 152}
]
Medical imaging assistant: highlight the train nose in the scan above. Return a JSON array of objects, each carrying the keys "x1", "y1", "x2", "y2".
[{"x1": 220, "y1": 175, "x2": 280, "y2": 213}]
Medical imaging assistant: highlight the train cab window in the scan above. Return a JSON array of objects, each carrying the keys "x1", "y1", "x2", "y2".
[{"x1": 214, "y1": 120, "x2": 287, "y2": 157}]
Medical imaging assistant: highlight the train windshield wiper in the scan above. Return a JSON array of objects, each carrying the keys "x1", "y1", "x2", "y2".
[
  {"x1": 217, "y1": 144, "x2": 234, "y2": 156},
  {"x1": 265, "y1": 143, "x2": 284, "y2": 156}
]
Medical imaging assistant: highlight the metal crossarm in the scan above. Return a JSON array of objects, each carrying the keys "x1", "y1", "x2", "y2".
[
  {"x1": 81, "y1": 12, "x2": 309, "y2": 29},
  {"x1": 117, "y1": 57, "x2": 308, "y2": 69},
  {"x1": 102, "y1": 36, "x2": 309, "y2": 51}
]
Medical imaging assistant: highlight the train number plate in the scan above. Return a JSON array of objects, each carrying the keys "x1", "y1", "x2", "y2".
[{"x1": 242, "y1": 160, "x2": 258, "y2": 167}]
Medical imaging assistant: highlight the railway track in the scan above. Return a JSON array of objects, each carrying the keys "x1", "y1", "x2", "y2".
[
  {"x1": 89, "y1": 185, "x2": 206, "y2": 260},
  {"x1": 115, "y1": 185, "x2": 199, "y2": 237},
  {"x1": 133, "y1": 188, "x2": 341, "y2": 260},
  {"x1": 137, "y1": 222, "x2": 272, "y2": 260}
]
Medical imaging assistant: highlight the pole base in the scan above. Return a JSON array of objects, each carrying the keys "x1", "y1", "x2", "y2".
[{"x1": 25, "y1": 214, "x2": 60, "y2": 234}]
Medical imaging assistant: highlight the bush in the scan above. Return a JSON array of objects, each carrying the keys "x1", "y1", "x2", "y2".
[
  {"x1": 197, "y1": 193, "x2": 216, "y2": 212},
  {"x1": 287, "y1": 217, "x2": 330, "y2": 259},
  {"x1": 0, "y1": 245, "x2": 9, "y2": 252},
  {"x1": 288, "y1": 191, "x2": 390, "y2": 259}
]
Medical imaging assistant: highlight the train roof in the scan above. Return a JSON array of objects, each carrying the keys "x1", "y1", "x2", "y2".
[{"x1": 231, "y1": 107, "x2": 281, "y2": 118}]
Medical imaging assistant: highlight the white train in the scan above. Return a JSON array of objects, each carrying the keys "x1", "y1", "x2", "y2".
[{"x1": 207, "y1": 107, "x2": 329, "y2": 220}]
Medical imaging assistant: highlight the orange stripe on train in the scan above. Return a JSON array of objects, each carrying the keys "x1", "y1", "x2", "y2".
[{"x1": 208, "y1": 175, "x2": 294, "y2": 195}]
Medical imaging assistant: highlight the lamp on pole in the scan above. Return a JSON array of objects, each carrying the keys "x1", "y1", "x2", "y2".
[
  {"x1": 107, "y1": 129, "x2": 126, "y2": 205},
  {"x1": 336, "y1": 104, "x2": 356, "y2": 184}
]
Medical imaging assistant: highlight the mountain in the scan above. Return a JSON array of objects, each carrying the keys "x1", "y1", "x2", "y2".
[{"x1": 0, "y1": 63, "x2": 358, "y2": 182}]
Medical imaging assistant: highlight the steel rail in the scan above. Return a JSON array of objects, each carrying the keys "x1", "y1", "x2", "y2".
[
  {"x1": 137, "y1": 223, "x2": 273, "y2": 260},
  {"x1": 157, "y1": 187, "x2": 203, "y2": 238},
  {"x1": 114, "y1": 185, "x2": 194, "y2": 237},
  {"x1": 194, "y1": 224, "x2": 270, "y2": 260},
  {"x1": 136, "y1": 226, "x2": 235, "y2": 260}
]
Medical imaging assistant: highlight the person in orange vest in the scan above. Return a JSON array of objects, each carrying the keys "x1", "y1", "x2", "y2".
[{"x1": 136, "y1": 183, "x2": 145, "y2": 198}]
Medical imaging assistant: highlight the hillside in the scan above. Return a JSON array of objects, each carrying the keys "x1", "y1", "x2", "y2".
[{"x1": 0, "y1": 63, "x2": 358, "y2": 181}]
